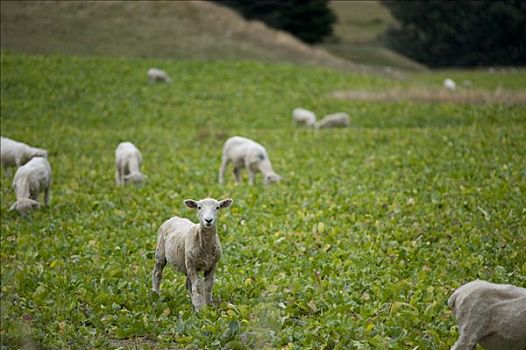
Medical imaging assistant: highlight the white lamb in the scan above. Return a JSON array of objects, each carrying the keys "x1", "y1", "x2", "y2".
[
  {"x1": 444, "y1": 78, "x2": 457, "y2": 91},
  {"x1": 1, "y1": 136, "x2": 48, "y2": 171},
  {"x1": 292, "y1": 108, "x2": 316, "y2": 127},
  {"x1": 315, "y1": 112, "x2": 350, "y2": 129},
  {"x1": 9, "y1": 157, "x2": 52, "y2": 215},
  {"x1": 219, "y1": 136, "x2": 282, "y2": 185},
  {"x1": 115, "y1": 142, "x2": 147, "y2": 186},
  {"x1": 448, "y1": 279, "x2": 526, "y2": 350},
  {"x1": 152, "y1": 198, "x2": 233, "y2": 311},
  {"x1": 147, "y1": 68, "x2": 172, "y2": 84}
]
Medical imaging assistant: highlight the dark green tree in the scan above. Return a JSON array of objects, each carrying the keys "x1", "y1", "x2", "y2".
[
  {"x1": 382, "y1": 0, "x2": 526, "y2": 67},
  {"x1": 215, "y1": 0, "x2": 336, "y2": 44}
]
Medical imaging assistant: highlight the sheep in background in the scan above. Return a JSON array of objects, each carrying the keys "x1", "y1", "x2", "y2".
[
  {"x1": 462, "y1": 80, "x2": 473, "y2": 89},
  {"x1": 147, "y1": 68, "x2": 172, "y2": 84},
  {"x1": 115, "y1": 142, "x2": 147, "y2": 186},
  {"x1": 152, "y1": 198, "x2": 233, "y2": 311},
  {"x1": 1, "y1": 136, "x2": 48, "y2": 172},
  {"x1": 448, "y1": 279, "x2": 526, "y2": 350},
  {"x1": 219, "y1": 136, "x2": 282, "y2": 185},
  {"x1": 444, "y1": 78, "x2": 457, "y2": 91},
  {"x1": 315, "y1": 112, "x2": 350, "y2": 129},
  {"x1": 292, "y1": 108, "x2": 316, "y2": 127},
  {"x1": 9, "y1": 157, "x2": 52, "y2": 215}
]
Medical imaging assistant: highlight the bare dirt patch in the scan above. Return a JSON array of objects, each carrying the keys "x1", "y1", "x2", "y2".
[{"x1": 332, "y1": 88, "x2": 526, "y2": 105}]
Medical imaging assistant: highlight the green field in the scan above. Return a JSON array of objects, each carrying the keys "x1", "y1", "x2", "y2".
[{"x1": 1, "y1": 52, "x2": 525, "y2": 349}]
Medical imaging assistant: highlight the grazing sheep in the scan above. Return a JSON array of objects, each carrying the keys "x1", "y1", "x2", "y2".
[
  {"x1": 9, "y1": 157, "x2": 52, "y2": 215},
  {"x1": 1, "y1": 136, "x2": 48, "y2": 171},
  {"x1": 444, "y1": 78, "x2": 457, "y2": 91},
  {"x1": 219, "y1": 136, "x2": 282, "y2": 185},
  {"x1": 292, "y1": 108, "x2": 316, "y2": 127},
  {"x1": 152, "y1": 198, "x2": 233, "y2": 311},
  {"x1": 462, "y1": 80, "x2": 473, "y2": 89},
  {"x1": 315, "y1": 112, "x2": 350, "y2": 129},
  {"x1": 147, "y1": 68, "x2": 172, "y2": 84},
  {"x1": 448, "y1": 279, "x2": 526, "y2": 350},
  {"x1": 115, "y1": 142, "x2": 147, "y2": 186}
]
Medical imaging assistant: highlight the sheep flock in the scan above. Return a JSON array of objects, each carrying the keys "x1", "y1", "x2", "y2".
[{"x1": 2, "y1": 66, "x2": 523, "y2": 349}]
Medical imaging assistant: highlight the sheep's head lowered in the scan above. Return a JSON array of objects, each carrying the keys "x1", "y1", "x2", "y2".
[
  {"x1": 124, "y1": 173, "x2": 147, "y2": 186},
  {"x1": 9, "y1": 198, "x2": 40, "y2": 215}
]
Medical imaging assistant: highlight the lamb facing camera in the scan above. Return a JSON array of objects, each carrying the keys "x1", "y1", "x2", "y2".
[{"x1": 152, "y1": 198, "x2": 233, "y2": 311}]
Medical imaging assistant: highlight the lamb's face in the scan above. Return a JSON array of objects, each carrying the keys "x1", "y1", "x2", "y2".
[
  {"x1": 184, "y1": 198, "x2": 233, "y2": 229},
  {"x1": 10, "y1": 199, "x2": 40, "y2": 215},
  {"x1": 124, "y1": 173, "x2": 146, "y2": 186},
  {"x1": 34, "y1": 149, "x2": 48, "y2": 159},
  {"x1": 265, "y1": 173, "x2": 282, "y2": 185}
]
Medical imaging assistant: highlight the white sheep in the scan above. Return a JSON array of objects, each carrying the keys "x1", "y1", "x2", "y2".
[
  {"x1": 152, "y1": 198, "x2": 233, "y2": 311},
  {"x1": 9, "y1": 157, "x2": 52, "y2": 215},
  {"x1": 219, "y1": 136, "x2": 282, "y2": 185},
  {"x1": 292, "y1": 108, "x2": 316, "y2": 127},
  {"x1": 1, "y1": 136, "x2": 48, "y2": 171},
  {"x1": 448, "y1": 279, "x2": 526, "y2": 350},
  {"x1": 115, "y1": 142, "x2": 147, "y2": 186},
  {"x1": 444, "y1": 78, "x2": 457, "y2": 91},
  {"x1": 315, "y1": 112, "x2": 350, "y2": 129},
  {"x1": 147, "y1": 68, "x2": 172, "y2": 84}
]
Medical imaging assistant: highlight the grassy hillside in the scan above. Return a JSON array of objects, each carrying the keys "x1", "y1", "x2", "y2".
[
  {"x1": 0, "y1": 1, "x2": 359, "y2": 71},
  {"x1": 1, "y1": 52, "x2": 525, "y2": 349},
  {"x1": 324, "y1": 1, "x2": 426, "y2": 71}
]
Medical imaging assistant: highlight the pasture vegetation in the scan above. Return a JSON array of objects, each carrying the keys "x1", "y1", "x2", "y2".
[{"x1": 1, "y1": 51, "x2": 525, "y2": 349}]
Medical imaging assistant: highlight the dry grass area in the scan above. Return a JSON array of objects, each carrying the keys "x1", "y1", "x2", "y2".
[
  {"x1": 332, "y1": 88, "x2": 526, "y2": 105},
  {"x1": 324, "y1": 0, "x2": 426, "y2": 71},
  {"x1": 0, "y1": 0, "x2": 368, "y2": 72}
]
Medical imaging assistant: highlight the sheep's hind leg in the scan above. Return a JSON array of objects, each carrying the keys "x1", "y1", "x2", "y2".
[
  {"x1": 44, "y1": 185, "x2": 50, "y2": 206},
  {"x1": 151, "y1": 255, "x2": 166, "y2": 295},
  {"x1": 451, "y1": 315, "x2": 489, "y2": 350}
]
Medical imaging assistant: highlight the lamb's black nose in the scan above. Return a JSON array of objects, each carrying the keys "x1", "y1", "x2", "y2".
[{"x1": 205, "y1": 218, "x2": 213, "y2": 224}]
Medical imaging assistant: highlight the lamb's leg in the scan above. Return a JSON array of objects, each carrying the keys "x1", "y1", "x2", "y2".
[
  {"x1": 204, "y1": 264, "x2": 217, "y2": 305},
  {"x1": 218, "y1": 156, "x2": 229, "y2": 185},
  {"x1": 186, "y1": 267, "x2": 205, "y2": 311},
  {"x1": 450, "y1": 309, "x2": 489, "y2": 350},
  {"x1": 44, "y1": 185, "x2": 50, "y2": 206},
  {"x1": 29, "y1": 187, "x2": 39, "y2": 201},
  {"x1": 247, "y1": 168, "x2": 255, "y2": 185},
  {"x1": 151, "y1": 249, "x2": 166, "y2": 295},
  {"x1": 233, "y1": 167, "x2": 242, "y2": 185},
  {"x1": 450, "y1": 332, "x2": 478, "y2": 350},
  {"x1": 115, "y1": 166, "x2": 123, "y2": 185}
]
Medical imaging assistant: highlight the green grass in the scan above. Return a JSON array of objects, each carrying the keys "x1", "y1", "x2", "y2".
[{"x1": 1, "y1": 51, "x2": 525, "y2": 349}]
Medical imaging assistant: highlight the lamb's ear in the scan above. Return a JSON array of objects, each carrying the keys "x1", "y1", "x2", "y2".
[
  {"x1": 184, "y1": 199, "x2": 198, "y2": 209},
  {"x1": 219, "y1": 198, "x2": 233, "y2": 209},
  {"x1": 9, "y1": 202, "x2": 17, "y2": 211}
]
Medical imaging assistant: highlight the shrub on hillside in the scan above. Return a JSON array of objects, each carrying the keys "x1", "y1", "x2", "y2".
[
  {"x1": 382, "y1": 0, "x2": 526, "y2": 67},
  {"x1": 215, "y1": 0, "x2": 336, "y2": 44}
]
